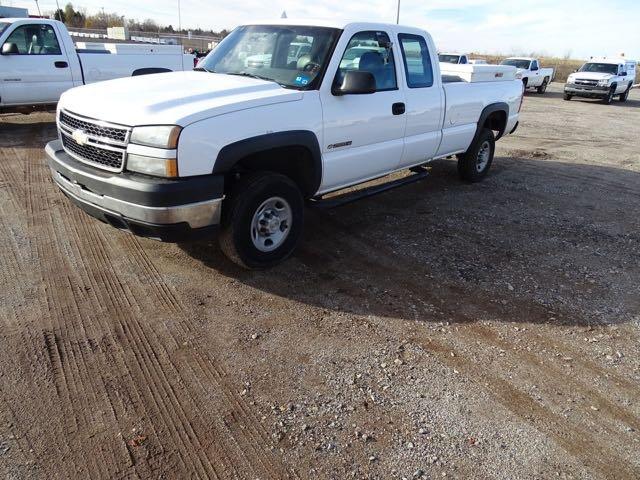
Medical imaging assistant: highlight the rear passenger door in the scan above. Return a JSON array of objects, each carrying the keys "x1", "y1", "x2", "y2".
[
  {"x1": 396, "y1": 33, "x2": 443, "y2": 168},
  {"x1": 319, "y1": 30, "x2": 406, "y2": 192}
]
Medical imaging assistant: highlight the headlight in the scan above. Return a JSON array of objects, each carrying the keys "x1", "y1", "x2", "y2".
[
  {"x1": 598, "y1": 79, "x2": 610, "y2": 86},
  {"x1": 515, "y1": 73, "x2": 523, "y2": 79},
  {"x1": 566, "y1": 77, "x2": 575, "y2": 84},
  {"x1": 130, "y1": 125, "x2": 182, "y2": 149},
  {"x1": 127, "y1": 153, "x2": 178, "y2": 178}
]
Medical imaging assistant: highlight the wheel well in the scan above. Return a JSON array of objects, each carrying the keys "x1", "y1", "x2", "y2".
[
  {"x1": 230, "y1": 146, "x2": 318, "y2": 198},
  {"x1": 483, "y1": 110, "x2": 507, "y2": 139}
]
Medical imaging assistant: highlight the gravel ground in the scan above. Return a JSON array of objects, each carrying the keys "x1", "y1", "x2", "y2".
[{"x1": 0, "y1": 83, "x2": 639, "y2": 479}]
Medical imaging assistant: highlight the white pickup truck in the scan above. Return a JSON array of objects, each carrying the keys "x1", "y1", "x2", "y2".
[
  {"x1": 564, "y1": 58, "x2": 636, "y2": 104},
  {"x1": 438, "y1": 52, "x2": 470, "y2": 65},
  {"x1": 45, "y1": 20, "x2": 523, "y2": 269},
  {"x1": 501, "y1": 57, "x2": 554, "y2": 94},
  {"x1": 0, "y1": 18, "x2": 195, "y2": 113}
]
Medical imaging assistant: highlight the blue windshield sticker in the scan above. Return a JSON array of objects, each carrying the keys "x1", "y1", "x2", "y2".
[{"x1": 294, "y1": 75, "x2": 310, "y2": 86}]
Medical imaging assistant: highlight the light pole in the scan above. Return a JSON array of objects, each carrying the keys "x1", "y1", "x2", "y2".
[
  {"x1": 396, "y1": 0, "x2": 400, "y2": 24},
  {"x1": 178, "y1": 0, "x2": 182, "y2": 33}
]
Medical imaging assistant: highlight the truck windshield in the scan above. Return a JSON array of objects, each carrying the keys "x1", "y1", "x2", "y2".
[
  {"x1": 197, "y1": 25, "x2": 341, "y2": 89},
  {"x1": 0, "y1": 22, "x2": 10, "y2": 36},
  {"x1": 578, "y1": 63, "x2": 618, "y2": 75},
  {"x1": 438, "y1": 54, "x2": 461, "y2": 64},
  {"x1": 501, "y1": 59, "x2": 531, "y2": 69}
]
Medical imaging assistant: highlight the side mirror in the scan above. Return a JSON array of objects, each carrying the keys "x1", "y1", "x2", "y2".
[
  {"x1": 620, "y1": 71, "x2": 627, "y2": 76},
  {"x1": 1, "y1": 42, "x2": 19, "y2": 55},
  {"x1": 531, "y1": 66, "x2": 538, "y2": 71},
  {"x1": 333, "y1": 70, "x2": 376, "y2": 96}
]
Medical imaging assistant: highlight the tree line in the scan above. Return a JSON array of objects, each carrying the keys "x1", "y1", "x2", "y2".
[{"x1": 51, "y1": 3, "x2": 229, "y2": 37}]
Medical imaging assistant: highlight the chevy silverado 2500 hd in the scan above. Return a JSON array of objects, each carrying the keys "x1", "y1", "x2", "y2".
[
  {"x1": 501, "y1": 57, "x2": 554, "y2": 94},
  {"x1": 0, "y1": 18, "x2": 195, "y2": 113},
  {"x1": 45, "y1": 20, "x2": 523, "y2": 269}
]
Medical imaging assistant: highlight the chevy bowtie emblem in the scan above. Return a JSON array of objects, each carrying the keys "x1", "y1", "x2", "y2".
[{"x1": 72, "y1": 129, "x2": 89, "y2": 146}]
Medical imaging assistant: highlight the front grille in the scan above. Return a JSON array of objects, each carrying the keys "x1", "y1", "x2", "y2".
[
  {"x1": 575, "y1": 79, "x2": 598, "y2": 86},
  {"x1": 58, "y1": 110, "x2": 130, "y2": 172},
  {"x1": 62, "y1": 134, "x2": 125, "y2": 171},
  {"x1": 59, "y1": 111, "x2": 128, "y2": 144}
]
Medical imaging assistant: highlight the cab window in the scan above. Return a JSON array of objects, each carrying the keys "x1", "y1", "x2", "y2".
[
  {"x1": 335, "y1": 31, "x2": 397, "y2": 91},
  {"x1": 3, "y1": 24, "x2": 62, "y2": 55},
  {"x1": 398, "y1": 33, "x2": 433, "y2": 88}
]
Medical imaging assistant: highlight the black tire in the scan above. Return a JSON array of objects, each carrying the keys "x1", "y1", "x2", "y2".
[
  {"x1": 522, "y1": 78, "x2": 528, "y2": 90},
  {"x1": 563, "y1": 93, "x2": 572, "y2": 101},
  {"x1": 537, "y1": 77, "x2": 549, "y2": 94},
  {"x1": 603, "y1": 86, "x2": 615, "y2": 104},
  {"x1": 619, "y1": 84, "x2": 632, "y2": 102},
  {"x1": 219, "y1": 172, "x2": 304, "y2": 269},
  {"x1": 457, "y1": 128, "x2": 495, "y2": 183}
]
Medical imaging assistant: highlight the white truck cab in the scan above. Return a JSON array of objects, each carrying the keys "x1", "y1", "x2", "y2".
[
  {"x1": 564, "y1": 58, "x2": 636, "y2": 103},
  {"x1": 0, "y1": 18, "x2": 195, "y2": 113},
  {"x1": 501, "y1": 57, "x2": 554, "y2": 94},
  {"x1": 438, "y1": 52, "x2": 469, "y2": 65},
  {"x1": 45, "y1": 20, "x2": 523, "y2": 269}
]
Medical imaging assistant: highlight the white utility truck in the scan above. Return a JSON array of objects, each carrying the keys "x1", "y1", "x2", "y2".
[
  {"x1": 0, "y1": 18, "x2": 195, "y2": 113},
  {"x1": 501, "y1": 57, "x2": 554, "y2": 94},
  {"x1": 564, "y1": 58, "x2": 636, "y2": 104},
  {"x1": 45, "y1": 20, "x2": 523, "y2": 269}
]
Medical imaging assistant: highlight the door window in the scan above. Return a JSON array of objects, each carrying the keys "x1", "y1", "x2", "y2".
[
  {"x1": 3, "y1": 24, "x2": 62, "y2": 55},
  {"x1": 398, "y1": 34, "x2": 434, "y2": 88},
  {"x1": 335, "y1": 31, "x2": 397, "y2": 91}
]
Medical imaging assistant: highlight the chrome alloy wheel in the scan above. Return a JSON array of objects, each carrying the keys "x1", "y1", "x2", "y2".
[
  {"x1": 250, "y1": 196, "x2": 292, "y2": 252},
  {"x1": 476, "y1": 140, "x2": 491, "y2": 172}
]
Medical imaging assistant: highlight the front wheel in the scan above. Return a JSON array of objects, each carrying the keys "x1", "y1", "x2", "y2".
[
  {"x1": 563, "y1": 93, "x2": 572, "y2": 101},
  {"x1": 219, "y1": 172, "x2": 304, "y2": 269},
  {"x1": 457, "y1": 128, "x2": 495, "y2": 183},
  {"x1": 603, "y1": 86, "x2": 616, "y2": 104}
]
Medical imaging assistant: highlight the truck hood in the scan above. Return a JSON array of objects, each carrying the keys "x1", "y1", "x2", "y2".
[
  {"x1": 58, "y1": 71, "x2": 303, "y2": 126},
  {"x1": 568, "y1": 72, "x2": 613, "y2": 81}
]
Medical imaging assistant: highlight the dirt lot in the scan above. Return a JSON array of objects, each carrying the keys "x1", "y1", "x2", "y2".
[{"x1": 1, "y1": 83, "x2": 639, "y2": 479}]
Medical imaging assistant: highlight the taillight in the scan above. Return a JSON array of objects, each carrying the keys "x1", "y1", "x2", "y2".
[{"x1": 193, "y1": 57, "x2": 198, "y2": 69}]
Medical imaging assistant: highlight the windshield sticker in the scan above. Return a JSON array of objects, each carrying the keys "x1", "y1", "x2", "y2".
[{"x1": 294, "y1": 75, "x2": 310, "y2": 86}]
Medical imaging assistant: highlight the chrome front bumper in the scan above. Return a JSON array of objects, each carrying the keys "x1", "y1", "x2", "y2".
[{"x1": 46, "y1": 140, "x2": 224, "y2": 241}]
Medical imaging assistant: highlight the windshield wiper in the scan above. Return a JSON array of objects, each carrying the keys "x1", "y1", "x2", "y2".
[
  {"x1": 226, "y1": 71, "x2": 281, "y2": 85},
  {"x1": 194, "y1": 66, "x2": 213, "y2": 72}
]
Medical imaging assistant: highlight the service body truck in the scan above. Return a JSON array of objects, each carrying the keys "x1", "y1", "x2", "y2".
[
  {"x1": 0, "y1": 18, "x2": 195, "y2": 113},
  {"x1": 564, "y1": 58, "x2": 636, "y2": 103},
  {"x1": 45, "y1": 20, "x2": 523, "y2": 269}
]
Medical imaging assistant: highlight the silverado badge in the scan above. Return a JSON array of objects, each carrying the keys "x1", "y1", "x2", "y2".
[{"x1": 72, "y1": 129, "x2": 89, "y2": 146}]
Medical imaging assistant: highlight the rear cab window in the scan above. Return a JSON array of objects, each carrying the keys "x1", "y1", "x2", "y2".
[{"x1": 398, "y1": 33, "x2": 434, "y2": 88}]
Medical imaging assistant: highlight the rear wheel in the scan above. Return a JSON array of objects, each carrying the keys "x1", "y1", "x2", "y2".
[
  {"x1": 457, "y1": 128, "x2": 495, "y2": 183},
  {"x1": 619, "y1": 83, "x2": 632, "y2": 102},
  {"x1": 219, "y1": 172, "x2": 304, "y2": 269},
  {"x1": 563, "y1": 93, "x2": 572, "y2": 101},
  {"x1": 537, "y1": 77, "x2": 549, "y2": 94}
]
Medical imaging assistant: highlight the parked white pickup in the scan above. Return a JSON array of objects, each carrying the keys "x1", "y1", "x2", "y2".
[
  {"x1": 0, "y1": 18, "x2": 195, "y2": 113},
  {"x1": 45, "y1": 20, "x2": 523, "y2": 269},
  {"x1": 564, "y1": 58, "x2": 636, "y2": 104},
  {"x1": 501, "y1": 57, "x2": 554, "y2": 94}
]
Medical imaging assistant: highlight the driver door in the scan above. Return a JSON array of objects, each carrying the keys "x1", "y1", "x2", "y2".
[
  {"x1": 319, "y1": 29, "x2": 406, "y2": 192},
  {"x1": 1, "y1": 23, "x2": 73, "y2": 105}
]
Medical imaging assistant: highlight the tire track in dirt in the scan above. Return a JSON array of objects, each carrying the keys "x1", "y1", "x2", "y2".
[{"x1": 18, "y1": 140, "x2": 295, "y2": 478}]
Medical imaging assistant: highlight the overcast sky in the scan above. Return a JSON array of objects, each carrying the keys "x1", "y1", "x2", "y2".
[{"x1": 7, "y1": 0, "x2": 640, "y2": 59}]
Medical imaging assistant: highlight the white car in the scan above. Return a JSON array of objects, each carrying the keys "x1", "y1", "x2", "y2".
[
  {"x1": 564, "y1": 58, "x2": 636, "y2": 104},
  {"x1": 0, "y1": 18, "x2": 195, "y2": 113},
  {"x1": 45, "y1": 20, "x2": 523, "y2": 269},
  {"x1": 501, "y1": 57, "x2": 554, "y2": 94}
]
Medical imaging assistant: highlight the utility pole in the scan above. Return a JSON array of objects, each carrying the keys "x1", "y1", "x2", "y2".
[
  {"x1": 177, "y1": 0, "x2": 182, "y2": 33},
  {"x1": 396, "y1": 0, "x2": 401, "y2": 24},
  {"x1": 34, "y1": 0, "x2": 42, "y2": 16}
]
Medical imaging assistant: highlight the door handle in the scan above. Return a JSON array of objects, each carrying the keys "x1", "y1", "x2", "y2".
[
  {"x1": 392, "y1": 102, "x2": 405, "y2": 115},
  {"x1": 55, "y1": 61, "x2": 68, "y2": 68}
]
